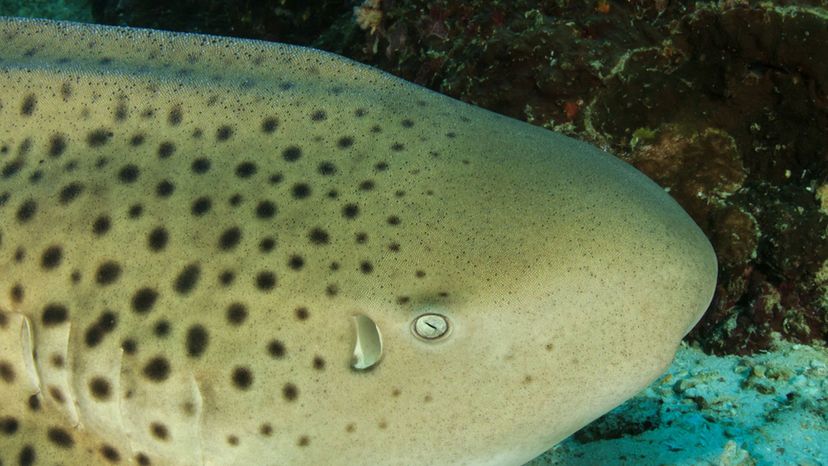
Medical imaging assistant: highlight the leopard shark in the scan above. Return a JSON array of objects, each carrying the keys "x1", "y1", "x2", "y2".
[{"x1": 0, "y1": 17, "x2": 716, "y2": 466}]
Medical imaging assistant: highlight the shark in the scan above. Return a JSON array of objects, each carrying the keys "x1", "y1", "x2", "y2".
[{"x1": 0, "y1": 17, "x2": 717, "y2": 466}]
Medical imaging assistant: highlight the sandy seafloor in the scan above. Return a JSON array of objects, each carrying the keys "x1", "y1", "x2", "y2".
[{"x1": 527, "y1": 336, "x2": 827, "y2": 466}]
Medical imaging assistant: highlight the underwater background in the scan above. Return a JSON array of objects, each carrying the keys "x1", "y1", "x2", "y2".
[{"x1": 1, "y1": 1, "x2": 825, "y2": 464}]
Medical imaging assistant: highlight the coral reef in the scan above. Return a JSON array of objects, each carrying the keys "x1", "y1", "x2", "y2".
[{"x1": 531, "y1": 336, "x2": 828, "y2": 465}]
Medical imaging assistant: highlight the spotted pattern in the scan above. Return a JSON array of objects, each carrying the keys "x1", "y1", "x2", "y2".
[{"x1": 0, "y1": 15, "x2": 489, "y2": 466}]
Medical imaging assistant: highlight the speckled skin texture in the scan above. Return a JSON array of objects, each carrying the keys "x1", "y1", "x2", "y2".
[{"x1": 0, "y1": 18, "x2": 715, "y2": 466}]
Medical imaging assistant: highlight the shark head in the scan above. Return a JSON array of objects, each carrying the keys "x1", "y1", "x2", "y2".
[{"x1": 0, "y1": 17, "x2": 716, "y2": 466}]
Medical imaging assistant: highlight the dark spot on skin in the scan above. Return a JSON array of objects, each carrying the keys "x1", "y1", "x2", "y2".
[
  {"x1": 42, "y1": 303, "x2": 68, "y2": 326},
  {"x1": 391, "y1": 143, "x2": 404, "y2": 151},
  {"x1": 229, "y1": 194, "x2": 243, "y2": 206},
  {"x1": 308, "y1": 228, "x2": 329, "y2": 245},
  {"x1": 219, "y1": 227, "x2": 241, "y2": 250},
  {"x1": 216, "y1": 125, "x2": 233, "y2": 141},
  {"x1": 40, "y1": 245, "x2": 62, "y2": 270},
  {"x1": 168, "y1": 106, "x2": 183, "y2": 126},
  {"x1": 298, "y1": 435, "x2": 310, "y2": 447},
  {"x1": 337, "y1": 136, "x2": 354, "y2": 149},
  {"x1": 342, "y1": 203, "x2": 359, "y2": 219},
  {"x1": 16, "y1": 199, "x2": 36, "y2": 223},
  {"x1": 0, "y1": 361, "x2": 15, "y2": 383},
  {"x1": 255, "y1": 201, "x2": 276, "y2": 219},
  {"x1": 260, "y1": 424, "x2": 273, "y2": 436},
  {"x1": 148, "y1": 227, "x2": 168, "y2": 252},
  {"x1": 93, "y1": 215, "x2": 111, "y2": 236},
  {"x1": 51, "y1": 354, "x2": 64, "y2": 368},
  {"x1": 402, "y1": 119, "x2": 414, "y2": 128},
  {"x1": 118, "y1": 164, "x2": 139, "y2": 183},
  {"x1": 87, "y1": 129, "x2": 113, "y2": 147},
  {"x1": 359, "y1": 261, "x2": 373, "y2": 274},
  {"x1": 47, "y1": 427, "x2": 74, "y2": 448},
  {"x1": 227, "y1": 435, "x2": 239, "y2": 446},
  {"x1": 49, "y1": 134, "x2": 67, "y2": 157},
  {"x1": 19, "y1": 445, "x2": 35, "y2": 466},
  {"x1": 153, "y1": 320, "x2": 171, "y2": 338},
  {"x1": 191, "y1": 197, "x2": 211, "y2": 216},
  {"x1": 173, "y1": 263, "x2": 201, "y2": 295},
  {"x1": 387, "y1": 215, "x2": 401, "y2": 226},
  {"x1": 122, "y1": 339, "x2": 137, "y2": 355},
  {"x1": 28, "y1": 394, "x2": 40, "y2": 411},
  {"x1": 355, "y1": 232, "x2": 368, "y2": 244},
  {"x1": 132, "y1": 288, "x2": 159, "y2": 314},
  {"x1": 313, "y1": 356, "x2": 325, "y2": 370},
  {"x1": 150, "y1": 422, "x2": 169, "y2": 441},
  {"x1": 292, "y1": 183, "x2": 311, "y2": 199},
  {"x1": 259, "y1": 237, "x2": 275, "y2": 252},
  {"x1": 0, "y1": 416, "x2": 18, "y2": 435},
  {"x1": 130, "y1": 134, "x2": 145, "y2": 146},
  {"x1": 96, "y1": 261, "x2": 122, "y2": 285},
  {"x1": 49, "y1": 386, "x2": 65, "y2": 403},
  {"x1": 13, "y1": 248, "x2": 25, "y2": 263},
  {"x1": 288, "y1": 255, "x2": 304, "y2": 270},
  {"x1": 295, "y1": 307, "x2": 309, "y2": 321},
  {"x1": 268, "y1": 340, "x2": 285, "y2": 358},
  {"x1": 255, "y1": 271, "x2": 276, "y2": 291},
  {"x1": 1, "y1": 160, "x2": 23, "y2": 179},
  {"x1": 89, "y1": 377, "x2": 111, "y2": 401},
  {"x1": 232, "y1": 367, "x2": 253, "y2": 390},
  {"x1": 158, "y1": 141, "x2": 176, "y2": 158},
  {"x1": 27, "y1": 170, "x2": 42, "y2": 184},
  {"x1": 282, "y1": 146, "x2": 302, "y2": 162},
  {"x1": 191, "y1": 158, "x2": 210, "y2": 174},
  {"x1": 416, "y1": 270, "x2": 426, "y2": 278},
  {"x1": 262, "y1": 117, "x2": 278, "y2": 133},
  {"x1": 375, "y1": 161, "x2": 388, "y2": 171},
  {"x1": 59, "y1": 182, "x2": 84, "y2": 204},
  {"x1": 85, "y1": 324, "x2": 105, "y2": 348},
  {"x1": 355, "y1": 108, "x2": 367, "y2": 117},
  {"x1": 10, "y1": 284, "x2": 24, "y2": 303},
  {"x1": 143, "y1": 356, "x2": 170, "y2": 382},
  {"x1": 100, "y1": 445, "x2": 121, "y2": 463},
  {"x1": 318, "y1": 161, "x2": 337, "y2": 175},
  {"x1": 311, "y1": 110, "x2": 326, "y2": 121},
  {"x1": 325, "y1": 284, "x2": 339, "y2": 296},
  {"x1": 397, "y1": 296, "x2": 410, "y2": 304},
  {"x1": 186, "y1": 325, "x2": 209, "y2": 358},
  {"x1": 21, "y1": 94, "x2": 36, "y2": 116},
  {"x1": 136, "y1": 453, "x2": 151, "y2": 465},
  {"x1": 156, "y1": 180, "x2": 175, "y2": 197},
  {"x1": 226, "y1": 303, "x2": 247, "y2": 325},
  {"x1": 283, "y1": 383, "x2": 298, "y2": 401},
  {"x1": 219, "y1": 270, "x2": 235, "y2": 286},
  {"x1": 114, "y1": 101, "x2": 128, "y2": 122},
  {"x1": 269, "y1": 173, "x2": 283, "y2": 184},
  {"x1": 236, "y1": 162, "x2": 257, "y2": 178}
]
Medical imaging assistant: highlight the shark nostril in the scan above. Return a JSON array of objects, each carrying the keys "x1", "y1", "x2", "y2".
[{"x1": 412, "y1": 314, "x2": 449, "y2": 340}]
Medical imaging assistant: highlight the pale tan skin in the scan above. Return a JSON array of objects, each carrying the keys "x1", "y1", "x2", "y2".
[{"x1": 0, "y1": 18, "x2": 716, "y2": 466}]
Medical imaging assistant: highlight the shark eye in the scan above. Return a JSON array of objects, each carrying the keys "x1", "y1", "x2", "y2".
[{"x1": 412, "y1": 313, "x2": 450, "y2": 341}]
